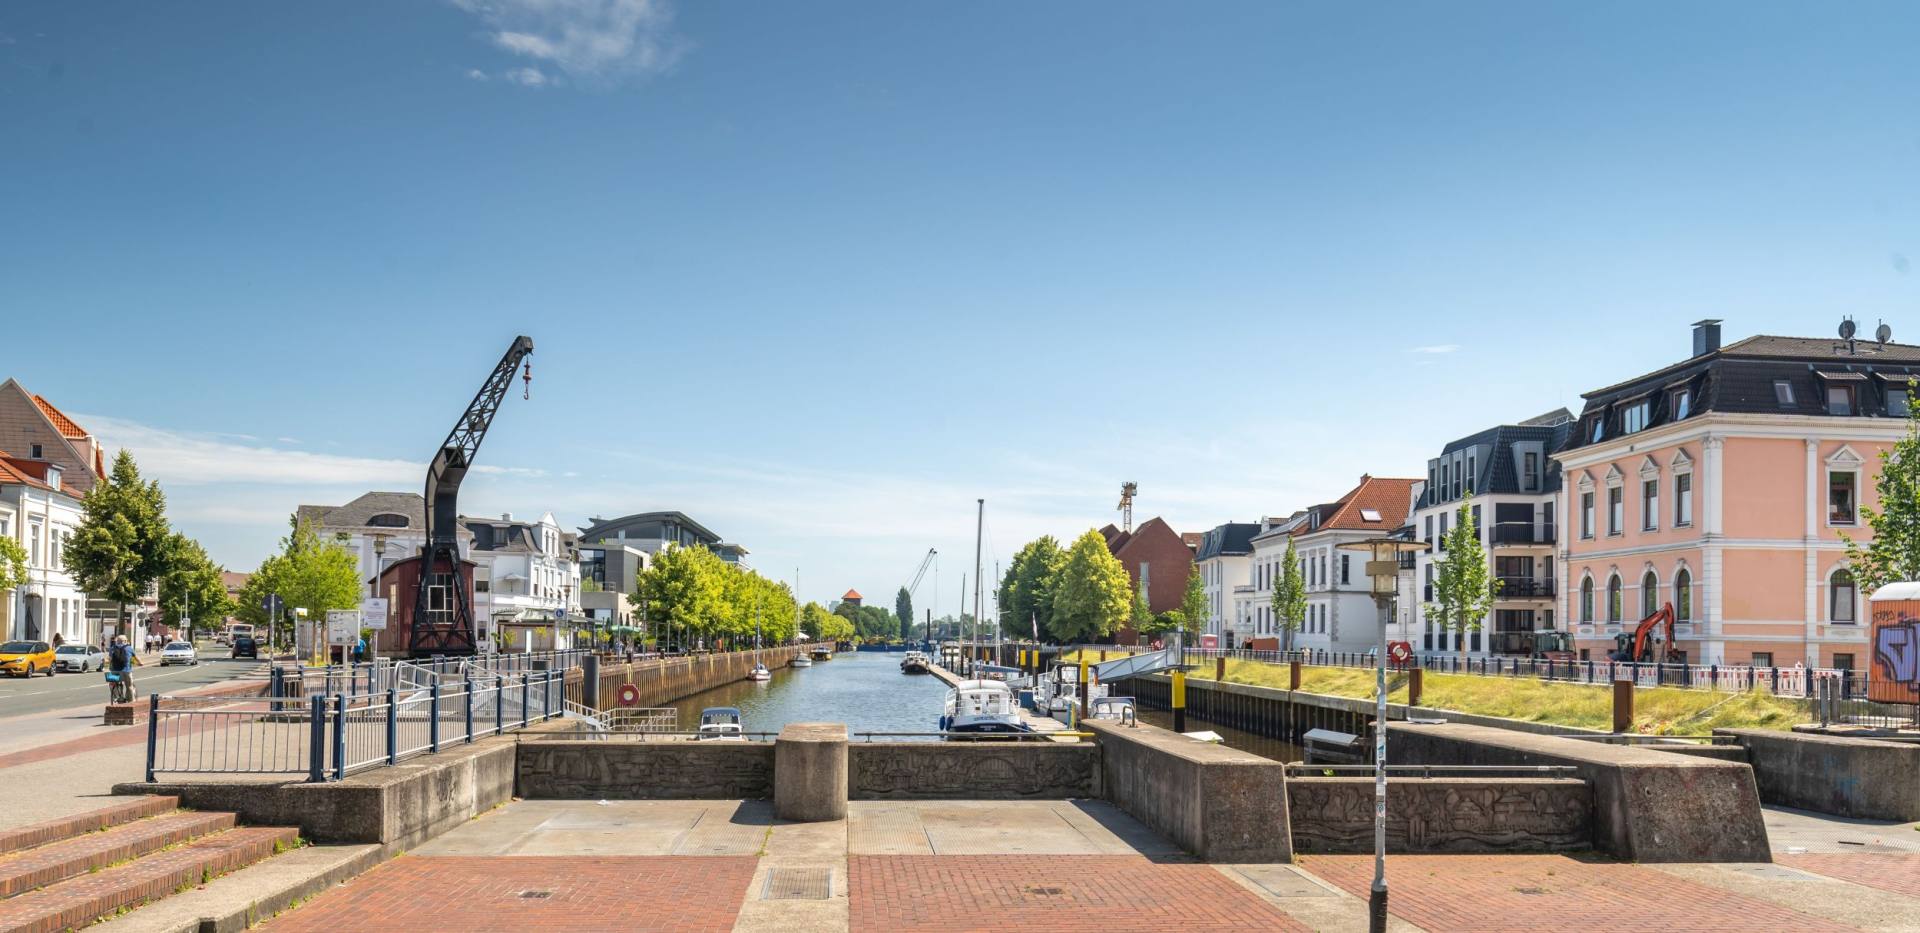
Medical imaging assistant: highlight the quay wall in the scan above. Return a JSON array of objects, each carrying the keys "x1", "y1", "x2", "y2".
[
  {"x1": 1084, "y1": 718, "x2": 1292, "y2": 863},
  {"x1": 579, "y1": 648, "x2": 798, "y2": 710},
  {"x1": 1718, "y1": 728, "x2": 1920, "y2": 820},
  {"x1": 849, "y1": 742, "x2": 1099, "y2": 800}
]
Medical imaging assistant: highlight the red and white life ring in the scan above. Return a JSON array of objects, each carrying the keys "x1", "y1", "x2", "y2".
[
  {"x1": 1386, "y1": 641, "x2": 1413, "y2": 665},
  {"x1": 616, "y1": 683, "x2": 641, "y2": 707}
]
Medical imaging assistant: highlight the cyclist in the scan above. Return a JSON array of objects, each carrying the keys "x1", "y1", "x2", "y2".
[{"x1": 106, "y1": 635, "x2": 140, "y2": 703}]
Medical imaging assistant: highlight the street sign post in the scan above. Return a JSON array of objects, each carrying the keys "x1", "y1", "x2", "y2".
[
  {"x1": 326, "y1": 610, "x2": 360, "y2": 649},
  {"x1": 361, "y1": 598, "x2": 389, "y2": 631}
]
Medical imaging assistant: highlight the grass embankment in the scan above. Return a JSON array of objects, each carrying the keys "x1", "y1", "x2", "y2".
[{"x1": 1061, "y1": 650, "x2": 1810, "y2": 736}]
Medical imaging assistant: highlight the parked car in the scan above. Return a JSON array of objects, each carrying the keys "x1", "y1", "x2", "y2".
[
  {"x1": 230, "y1": 635, "x2": 259, "y2": 660},
  {"x1": 159, "y1": 641, "x2": 199, "y2": 666},
  {"x1": 54, "y1": 644, "x2": 106, "y2": 673},
  {"x1": 0, "y1": 640, "x2": 56, "y2": 677}
]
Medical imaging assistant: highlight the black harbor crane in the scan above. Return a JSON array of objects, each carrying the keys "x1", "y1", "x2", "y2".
[{"x1": 410, "y1": 336, "x2": 534, "y2": 657}]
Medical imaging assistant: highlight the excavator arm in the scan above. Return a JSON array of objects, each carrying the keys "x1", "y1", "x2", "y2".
[
  {"x1": 410, "y1": 336, "x2": 534, "y2": 656},
  {"x1": 1614, "y1": 602, "x2": 1676, "y2": 663}
]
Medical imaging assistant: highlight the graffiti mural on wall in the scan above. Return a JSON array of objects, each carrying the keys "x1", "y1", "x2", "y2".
[{"x1": 1869, "y1": 608, "x2": 1920, "y2": 704}]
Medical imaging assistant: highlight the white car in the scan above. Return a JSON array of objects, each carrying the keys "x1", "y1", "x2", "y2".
[
  {"x1": 54, "y1": 645, "x2": 106, "y2": 672},
  {"x1": 159, "y1": 641, "x2": 199, "y2": 666}
]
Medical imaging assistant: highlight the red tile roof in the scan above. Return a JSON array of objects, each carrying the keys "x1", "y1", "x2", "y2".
[
  {"x1": 842, "y1": 589, "x2": 863, "y2": 600},
  {"x1": 1300, "y1": 475, "x2": 1421, "y2": 533},
  {"x1": 0, "y1": 451, "x2": 72, "y2": 497},
  {"x1": 31, "y1": 395, "x2": 88, "y2": 440}
]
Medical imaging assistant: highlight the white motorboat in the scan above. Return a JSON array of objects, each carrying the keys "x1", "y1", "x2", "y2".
[
  {"x1": 746, "y1": 663, "x2": 772, "y2": 682},
  {"x1": 790, "y1": 653, "x2": 813, "y2": 668},
  {"x1": 900, "y1": 651, "x2": 931, "y2": 674},
  {"x1": 1038, "y1": 661, "x2": 1109, "y2": 718},
  {"x1": 939, "y1": 680, "x2": 1028, "y2": 735},
  {"x1": 1086, "y1": 696, "x2": 1137, "y2": 722},
  {"x1": 697, "y1": 706, "x2": 745, "y2": 740}
]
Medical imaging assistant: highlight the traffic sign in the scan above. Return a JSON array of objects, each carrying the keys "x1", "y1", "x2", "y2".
[
  {"x1": 326, "y1": 610, "x2": 360, "y2": 647},
  {"x1": 260, "y1": 594, "x2": 283, "y2": 615},
  {"x1": 361, "y1": 597, "x2": 389, "y2": 631}
]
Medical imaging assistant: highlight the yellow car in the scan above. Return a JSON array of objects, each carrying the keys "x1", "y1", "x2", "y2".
[{"x1": 0, "y1": 640, "x2": 56, "y2": 678}]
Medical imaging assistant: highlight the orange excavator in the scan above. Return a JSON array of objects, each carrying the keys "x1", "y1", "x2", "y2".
[{"x1": 1609, "y1": 602, "x2": 1677, "y2": 663}]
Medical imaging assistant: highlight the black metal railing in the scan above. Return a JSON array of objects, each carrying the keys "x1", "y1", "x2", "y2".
[
  {"x1": 1492, "y1": 577, "x2": 1554, "y2": 599},
  {"x1": 1490, "y1": 522, "x2": 1555, "y2": 546}
]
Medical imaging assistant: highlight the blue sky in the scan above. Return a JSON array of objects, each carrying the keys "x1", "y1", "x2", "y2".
[{"x1": 3, "y1": 2, "x2": 1917, "y2": 610}]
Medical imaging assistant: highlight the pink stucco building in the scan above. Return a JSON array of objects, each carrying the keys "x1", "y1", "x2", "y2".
[{"x1": 1554, "y1": 320, "x2": 1917, "y2": 671}]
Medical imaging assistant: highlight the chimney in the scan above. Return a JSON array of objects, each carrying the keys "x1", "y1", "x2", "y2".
[
  {"x1": 501, "y1": 512, "x2": 513, "y2": 521},
  {"x1": 1692, "y1": 319, "x2": 1723, "y2": 357}
]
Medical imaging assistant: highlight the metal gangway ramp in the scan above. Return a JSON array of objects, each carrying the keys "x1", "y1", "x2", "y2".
[{"x1": 1090, "y1": 649, "x2": 1183, "y2": 683}]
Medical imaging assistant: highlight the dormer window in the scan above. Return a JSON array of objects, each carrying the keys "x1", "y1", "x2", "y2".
[
  {"x1": 1827, "y1": 384, "x2": 1855, "y2": 416},
  {"x1": 45, "y1": 466, "x2": 60, "y2": 491},
  {"x1": 367, "y1": 513, "x2": 410, "y2": 528},
  {"x1": 1589, "y1": 416, "x2": 1605, "y2": 444},
  {"x1": 1621, "y1": 400, "x2": 1651, "y2": 434},
  {"x1": 1773, "y1": 380, "x2": 1796, "y2": 407},
  {"x1": 1672, "y1": 389, "x2": 1691, "y2": 420},
  {"x1": 1891, "y1": 386, "x2": 1912, "y2": 417}
]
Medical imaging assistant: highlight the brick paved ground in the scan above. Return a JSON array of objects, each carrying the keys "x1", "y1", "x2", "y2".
[
  {"x1": 847, "y1": 855, "x2": 1312, "y2": 932},
  {"x1": 1779, "y1": 853, "x2": 1920, "y2": 898},
  {"x1": 260, "y1": 856, "x2": 758, "y2": 933},
  {"x1": 1303, "y1": 854, "x2": 1860, "y2": 932}
]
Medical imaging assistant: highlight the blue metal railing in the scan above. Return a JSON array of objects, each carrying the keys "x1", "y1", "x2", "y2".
[{"x1": 145, "y1": 669, "x2": 564, "y2": 783}]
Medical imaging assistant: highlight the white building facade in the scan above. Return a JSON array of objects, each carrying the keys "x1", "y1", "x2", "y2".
[{"x1": 1, "y1": 458, "x2": 88, "y2": 645}]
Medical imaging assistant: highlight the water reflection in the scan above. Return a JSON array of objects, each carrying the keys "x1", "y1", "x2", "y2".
[{"x1": 667, "y1": 650, "x2": 951, "y2": 738}]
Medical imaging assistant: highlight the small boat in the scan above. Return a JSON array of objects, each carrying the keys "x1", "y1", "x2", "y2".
[
  {"x1": 746, "y1": 663, "x2": 771, "y2": 682},
  {"x1": 1086, "y1": 696, "x2": 1137, "y2": 722},
  {"x1": 1039, "y1": 661, "x2": 1109, "y2": 720},
  {"x1": 697, "y1": 706, "x2": 745, "y2": 740},
  {"x1": 939, "y1": 680, "x2": 1029, "y2": 736},
  {"x1": 810, "y1": 646, "x2": 833, "y2": 661},
  {"x1": 900, "y1": 651, "x2": 931, "y2": 674},
  {"x1": 790, "y1": 653, "x2": 813, "y2": 668}
]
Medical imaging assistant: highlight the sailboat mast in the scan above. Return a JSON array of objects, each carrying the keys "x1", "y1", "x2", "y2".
[{"x1": 973, "y1": 498, "x2": 984, "y2": 674}]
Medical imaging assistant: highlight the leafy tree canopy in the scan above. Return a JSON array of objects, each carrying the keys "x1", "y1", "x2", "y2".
[
  {"x1": 1048, "y1": 529, "x2": 1131, "y2": 643},
  {"x1": 1846, "y1": 385, "x2": 1920, "y2": 593},
  {"x1": 65, "y1": 450, "x2": 171, "y2": 614}
]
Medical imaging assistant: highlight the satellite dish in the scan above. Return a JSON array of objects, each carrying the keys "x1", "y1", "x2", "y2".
[
  {"x1": 1839, "y1": 317, "x2": 1857, "y2": 340},
  {"x1": 1878, "y1": 322, "x2": 1893, "y2": 344}
]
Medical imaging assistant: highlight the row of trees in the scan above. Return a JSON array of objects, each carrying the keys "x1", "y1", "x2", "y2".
[
  {"x1": 58, "y1": 452, "x2": 237, "y2": 640},
  {"x1": 229, "y1": 518, "x2": 362, "y2": 643},
  {"x1": 634, "y1": 543, "x2": 800, "y2": 646},
  {"x1": 993, "y1": 529, "x2": 1208, "y2": 644}
]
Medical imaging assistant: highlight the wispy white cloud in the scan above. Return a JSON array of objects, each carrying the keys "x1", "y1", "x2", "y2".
[
  {"x1": 465, "y1": 68, "x2": 489, "y2": 81},
  {"x1": 1408, "y1": 344, "x2": 1460, "y2": 355},
  {"x1": 451, "y1": 0, "x2": 687, "y2": 88}
]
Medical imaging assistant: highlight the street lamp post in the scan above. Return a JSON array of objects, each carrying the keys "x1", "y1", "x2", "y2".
[{"x1": 1337, "y1": 535, "x2": 1428, "y2": 933}]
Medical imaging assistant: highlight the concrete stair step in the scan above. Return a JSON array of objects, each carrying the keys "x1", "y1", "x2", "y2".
[
  {"x1": 0, "y1": 799, "x2": 181, "y2": 857},
  {"x1": 0, "y1": 827, "x2": 299, "y2": 933},
  {"x1": 0, "y1": 811, "x2": 238, "y2": 898}
]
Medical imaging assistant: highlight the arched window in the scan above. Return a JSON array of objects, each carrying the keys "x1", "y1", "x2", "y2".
[
  {"x1": 1580, "y1": 576, "x2": 1594, "y2": 623},
  {"x1": 1607, "y1": 575, "x2": 1623, "y2": 623},
  {"x1": 367, "y1": 513, "x2": 411, "y2": 528},
  {"x1": 1830, "y1": 569, "x2": 1857, "y2": 623},
  {"x1": 1674, "y1": 568, "x2": 1692, "y2": 622},
  {"x1": 1641, "y1": 570, "x2": 1659, "y2": 618}
]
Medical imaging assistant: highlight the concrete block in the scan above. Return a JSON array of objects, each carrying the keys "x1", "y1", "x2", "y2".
[
  {"x1": 1086, "y1": 719, "x2": 1292, "y2": 863},
  {"x1": 517, "y1": 740, "x2": 774, "y2": 799},
  {"x1": 1718, "y1": 728, "x2": 1920, "y2": 821},
  {"x1": 1388, "y1": 721, "x2": 1770, "y2": 862},
  {"x1": 1288, "y1": 777, "x2": 1591, "y2": 854},
  {"x1": 776, "y1": 722, "x2": 848, "y2": 822},
  {"x1": 849, "y1": 743, "x2": 1098, "y2": 799},
  {"x1": 103, "y1": 704, "x2": 135, "y2": 726}
]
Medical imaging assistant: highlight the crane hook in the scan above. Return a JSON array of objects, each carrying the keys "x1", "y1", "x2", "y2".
[{"x1": 522, "y1": 361, "x2": 532, "y2": 400}]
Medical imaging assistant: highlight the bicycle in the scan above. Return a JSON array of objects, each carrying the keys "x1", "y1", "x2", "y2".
[{"x1": 106, "y1": 670, "x2": 133, "y2": 705}]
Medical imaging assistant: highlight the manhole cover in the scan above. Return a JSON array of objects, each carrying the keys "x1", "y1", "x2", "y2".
[
  {"x1": 1235, "y1": 867, "x2": 1334, "y2": 898},
  {"x1": 763, "y1": 867, "x2": 832, "y2": 900},
  {"x1": 519, "y1": 891, "x2": 552, "y2": 899},
  {"x1": 1514, "y1": 887, "x2": 1547, "y2": 896},
  {"x1": 1024, "y1": 886, "x2": 1064, "y2": 896},
  {"x1": 1729, "y1": 864, "x2": 1821, "y2": 880}
]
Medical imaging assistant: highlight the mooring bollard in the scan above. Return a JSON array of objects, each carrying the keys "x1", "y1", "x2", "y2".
[
  {"x1": 1289, "y1": 659, "x2": 1302, "y2": 691},
  {"x1": 1172, "y1": 669, "x2": 1188, "y2": 733},
  {"x1": 1612, "y1": 678, "x2": 1634, "y2": 733},
  {"x1": 1217, "y1": 656, "x2": 1226, "y2": 682},
  {"x1": 1408, "y1": 668, "x2": 1424, "y2": 708}
]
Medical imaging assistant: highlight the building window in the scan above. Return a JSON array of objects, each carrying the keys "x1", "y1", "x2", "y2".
[
  {"x1": 1674, "y1": 568, "x2": 1692, "y2": 621},
  {"x1": 1833, "y1": 652, "x2": 1855, "y2": 673},
  {"x1": 1424, "y1": 515, "x2": 1433, "y2": 542},
  {"x1": 1827, "y1": 384, "x2": 1855, "y2": 417},
  {"x1": 1607, "y1": 575, "x2": 1622, "y2": 622},
  {"x1": 1439, "y1": 463, "x2": 1449, "y2": 501},
  {"x1": 1589, "y1": 416, "x2": 1604, "y2": 444},
  {"x1": 1642, "y1": 479, "x2": 1659, "y2": 531},
  {"x1": 1641, "y1": 570, "x2": 1658, "y2": 619},
  {"x1": 1523, "y1": 452, "x2": 1538, "y2": 490},
  {"x1": 1828, "y1": 471, "x2": 1857, "y2": 525},
  {"x1": 1581, "y1": 492, "x2": 1595, "y2": 539},
  {"x1": 1752, "y1": 651, "x2": 1773, "y2": 668},
  {"x1": 1466, "y1": 454, "x2": 1476, "y2": 491},
  {"x1": 1438, "y1": 513, "x2": 1449, "y2": 550},
  {"x1": 1890, "y1": 386, "x2": 1911, "y2": 417},
  {"x1": 29, "y1": 444, "x2": 43, "y2": 458},
  {"x1": 1340, "y1": 554, "x2": 1350, "y2": 585},
  {"x1": 1773, "y1": 380, "x2": 1796, "y2": 406},
  {"x1": 1672, "y1": 389, "x2": 1692, "y2": 420},
  {"x1": 1830, "y1": 569, "x2": 1857, "y2": 623},
  {"x1": 1675, "y1": 473, "x2": 1692, "y2": 526},
  {"x1": 1622, "y1": 400, "x2": 1651, "y2": 434},
  {"x1": 28, "y1": 522, "x2": 41, "y2": 566},
  {"x1": 1608, "y1": 487, "x2": 1624, "y2": 535},
  {"x1": 1580, "y1": 577, "x2": 1594, "y2": 622}
]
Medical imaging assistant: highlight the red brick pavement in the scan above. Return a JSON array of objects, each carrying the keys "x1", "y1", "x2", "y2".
[
  {"x1": 261, "y1": 856, "x2": 758, "y2": 933},
  {"x1": 847, "y1": 855, "x2": 1311, "y2": 932},
  {"x1": 1303, "y1": 854, "x2": 1860, "y2": 932},
  {"x1": 1779, "y1": 853, "x2": 1920, "y2": 898}
]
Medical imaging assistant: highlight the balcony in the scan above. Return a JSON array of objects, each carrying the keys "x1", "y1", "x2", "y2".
[
  {"x1": 1492, "y1": 577, "x2": 1555, "y2": 599},
  {"x1": 1490, "y1": 522, "x2": 1556, "y2": 547},
  {"x1": 1397, "y1": 552, "x2": 1418, "y2": 570}
]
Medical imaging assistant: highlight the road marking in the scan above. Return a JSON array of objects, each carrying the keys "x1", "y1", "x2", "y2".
[{"x1": 0, "y1": 659, "x2": 242, "y2": 699}]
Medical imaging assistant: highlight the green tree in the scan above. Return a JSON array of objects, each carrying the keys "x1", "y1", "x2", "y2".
[
  {"x1": 998, "y1": 536, "x2": 1067, "y2": 640},
  {"x1": 1049, "y1": 529, "x2": 1132, "y2": 643},
  {"x1": 232, "y1": 518, "x2": 360, "y2": 648},
  {"x1": 1272, "y1": 536, "x2": 1307, "y2": 652},
  {"x1": 65, "y1": 451, "x2": 172, "y2": 631},
  {"x1": 1178, "y1": 563, "x2": 1208, "y2": 639},
  {"x1": 0, "y1": 536, "x2": 26, "y2": 595},
  {"x1": 894, "y1": 586, "x2": 913, "y2": 642},
  {"x1": 157, "y1": 534, "x2": 231, "y2": 640},
  {"x1": 635, "y1": 544, "x2": 728, "y2": 645},
  {"x1": 801, "y1": 601, "x2": 853, "y2": 642},
  {"x1": 1129, "y1": 581, "x2": 1153, "y2": 634},
  {"x1": 1845, "y1": 381, "x2": 1920, "y2": 592},
  {"x1": 1426, "y1": 490, "x2": 1496, "y2": 663}
]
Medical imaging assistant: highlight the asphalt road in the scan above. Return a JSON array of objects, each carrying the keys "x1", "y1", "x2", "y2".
[{"x1": 0, "y1": 646, "x2": 263, "y2": 718}]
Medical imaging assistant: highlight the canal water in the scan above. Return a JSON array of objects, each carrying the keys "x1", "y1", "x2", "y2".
[{"x1": 666, "y1": 649, "x2": 951, "y2": 738}]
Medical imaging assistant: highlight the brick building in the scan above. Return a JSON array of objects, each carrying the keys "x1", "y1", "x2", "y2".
[{"x1": 1101, "y1": 516, "x2": 1196, "y2": 645}]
